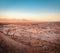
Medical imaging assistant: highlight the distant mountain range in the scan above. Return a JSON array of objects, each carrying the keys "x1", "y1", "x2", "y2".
[{"x1": 0, "y1": 18, "x2": 33, "y2": 23}]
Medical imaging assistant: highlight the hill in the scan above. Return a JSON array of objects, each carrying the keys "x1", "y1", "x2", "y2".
[{"x1": 0, "y1": 32, "x2": 32, "y2": 53}]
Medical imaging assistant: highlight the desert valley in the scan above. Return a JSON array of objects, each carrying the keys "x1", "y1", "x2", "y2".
[{"x1": 0, "y1": 22, "x2": 60, "y2": 53}]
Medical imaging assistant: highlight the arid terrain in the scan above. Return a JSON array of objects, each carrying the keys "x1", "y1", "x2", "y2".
[{"x1": 0, "y1": 22, "x2": 60, "y2": 53}]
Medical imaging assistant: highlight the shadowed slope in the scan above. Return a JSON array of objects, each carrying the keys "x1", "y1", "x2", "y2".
[{"x1": 0, "y1": 32, "x2": 32, "y2": 53}]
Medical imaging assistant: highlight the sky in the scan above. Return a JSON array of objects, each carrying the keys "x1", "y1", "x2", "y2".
[{"x1": 0, "y1": 0, "x2": 60, "y2": 22}]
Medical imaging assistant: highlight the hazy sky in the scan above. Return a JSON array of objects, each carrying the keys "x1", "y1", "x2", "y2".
[{"x1": 0, "y1": 0, "x2": 60, "y2": 21}]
